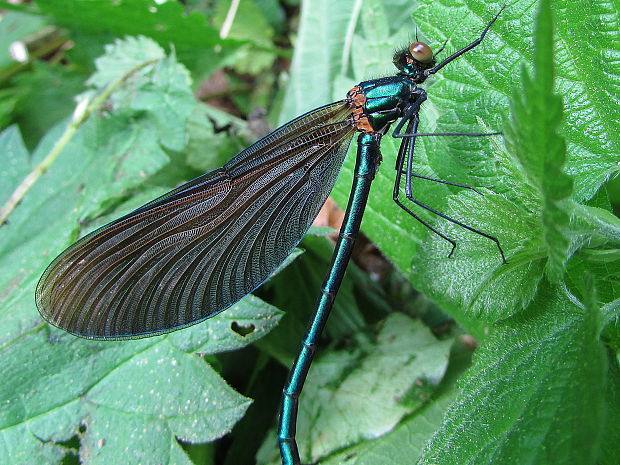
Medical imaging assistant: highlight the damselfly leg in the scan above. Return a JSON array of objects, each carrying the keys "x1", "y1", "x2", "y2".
[{"x1": 393, "y1": 113, "x2": 508, "y2": 263}]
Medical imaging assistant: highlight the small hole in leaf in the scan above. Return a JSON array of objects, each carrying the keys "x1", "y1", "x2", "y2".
[{"x1": 231, "y1": 321, "x2": 255, "y2": 337}]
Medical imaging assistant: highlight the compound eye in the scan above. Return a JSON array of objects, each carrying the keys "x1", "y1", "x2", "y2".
[{"x1": 409, "y1": 42, "x2": 433, "y2": 63}]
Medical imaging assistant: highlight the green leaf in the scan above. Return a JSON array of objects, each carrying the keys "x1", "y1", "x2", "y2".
[
  {"x1": 600, "y1": 355, "x2": 620, "y2": 465},
  {"x1": 299, "y1": 314, "x2": 452, "y2": 463},
  {"x1": 417, "y1": 282, "x2": 607, "y2": 465},
  {"x1": 321, "y1": 389, "x2": 456, "y2": 465},
  {"x1": 0, "y1": 319, "x2": 273, "y2": 465},
  {"x1": 601, "y1": 298, "x2": 620, "y2": 331},
  {"x1": 320, "y1": 336, "x2": 471, "y2": 465},
  {"x1": 34, "y1": 0, "x2": 243, "y2": 76},
  {"x1": 504, "y1": 0, "x2": 573, "y2": 282},
  {"x1": 84, "y1": 342, "x2": 249, "y2": 444},
  {"x1": 213, "y1": 0, "x2": 277, "y2": 75},
  {"x1": 278, "y1": 0, "x2": 362, "y2": 122},
  {"x1": 80, "y1": 408, "x2": 196, "y2": 465},
  {"x1": 0, "y1": 125, "x2": 30, "y2": 202},
  {"x1": 0, "y1": 36, "x2": 282, "y2": 464},
  {"x1": 12, "y1": 63, "x2": 86, "y2": 147},
  {"x1": 86, "y1": 36, "x2": 166, "y2": 90},
  {"x1": 85, "y1": 37, "x2": 196, "y2": 152},
  {"x1": 168, "y1": 296, "x2": 284, "y2": 355},
  {"x1": 415, "y1": 191, "x2": 544, "y2": 320},
  {"x1": 557, "y1": 1, "x2": 620, "y2": 202},
  {"x1": 574, "y1": 203, "x2": 620, "y2": 244},
  {"x1": 258, "y1": 313, "x2": 452, "y2": 464}
]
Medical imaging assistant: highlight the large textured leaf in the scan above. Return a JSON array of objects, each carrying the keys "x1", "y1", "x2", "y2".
[
  {"x1": 417, "y1": 282, "x2": 607, "y2": 465},
  {"x1": 297, "y1": 314, "x2": 452, "y2": 462}
]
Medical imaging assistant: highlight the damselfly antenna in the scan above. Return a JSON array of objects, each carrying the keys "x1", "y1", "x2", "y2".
[{"x1": 425, "y1": 3, "x2": 507, "y2": 77}]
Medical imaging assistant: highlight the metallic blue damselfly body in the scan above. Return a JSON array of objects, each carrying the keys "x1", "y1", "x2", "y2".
[{"x1": 37, "y1": 5, "x2": 506, "y2": 464}]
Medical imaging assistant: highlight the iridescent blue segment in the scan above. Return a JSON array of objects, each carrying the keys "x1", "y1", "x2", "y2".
[{"x1": 278, "y1": 133, "x2": 381, "y2": 464}]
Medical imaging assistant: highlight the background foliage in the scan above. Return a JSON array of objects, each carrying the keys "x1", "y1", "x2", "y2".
[{"x1": 0, "y1": 0, "x2": 618, "y2": 464}]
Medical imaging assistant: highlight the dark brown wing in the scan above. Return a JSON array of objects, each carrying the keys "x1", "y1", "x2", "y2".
[{"x1": 36, "y1": 102, "x2": 356, "y2": 339}]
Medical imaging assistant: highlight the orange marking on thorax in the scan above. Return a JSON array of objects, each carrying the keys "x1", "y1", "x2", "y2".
[{"x1": 347, "y1": 86, "x2": 374, "y2": 133}]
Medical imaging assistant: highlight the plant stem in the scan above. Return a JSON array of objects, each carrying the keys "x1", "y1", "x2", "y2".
[{"x1": 0, "y1": 59, "x2": 158, "y2": 226}]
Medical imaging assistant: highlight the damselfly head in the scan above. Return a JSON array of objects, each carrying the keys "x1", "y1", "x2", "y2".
[{"x1": 393, "y1": 41, "x2": 436, "y2": 83}]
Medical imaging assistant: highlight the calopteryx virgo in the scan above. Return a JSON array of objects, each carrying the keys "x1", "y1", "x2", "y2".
[{"x1": 37, "y1": 5, "x2": 507, "y2": 465}]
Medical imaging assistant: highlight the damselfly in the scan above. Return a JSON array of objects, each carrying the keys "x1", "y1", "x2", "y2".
[{"x1": 37, "y1": 5, "x2": 507, "y2": 465}]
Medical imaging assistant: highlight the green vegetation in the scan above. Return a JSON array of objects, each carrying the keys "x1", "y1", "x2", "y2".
[{"x1": 0, "y1": 1, "x2": 618, "y2": 464}]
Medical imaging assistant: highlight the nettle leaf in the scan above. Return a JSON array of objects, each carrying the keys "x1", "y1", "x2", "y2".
[
  {"x1": 258, "y1": 314, "x2": 453, "y2": 464},
  {"x1": 86, "y1": 38, "x2": 196, "y2": 152},
  {"x1": 559, "y1": 0, "x2": 620, "y2": 201},
  {"x1": 0, "y1": 302, "x2": 281, "y2": 465},
  {"x1": 34, "y1": 0, "x2": 243, "y2": 75},
  {"x1": 417, "y1": 281, "x2": 607, "y2": 465},
  {"x1": 319, "y1": 326, "x2": 471, "y2": 465},
  {"x1": 574, "y1": 204, "x2": 620, "y2": 245},
  {"x1": 301, "y1": 314, "x2": 452, "y2": 463},
  {"x1": 321, "y1": 386, "x2": 457, "y2": 465},
  {"x1": 416, "y1": 191, "x2": 544, "y2": 320},
  {"x1": 411, "y1": 3, "x2": 613, "y2": 464},
  {"x1": 0, "y1": 125, "x2": 30, "y2": 201},
  {"x1": 167, "y1": 296, "x2": 284, "y2": 355},
  {"x1": 504, "y1": 0, "x2": 573, "y2": 282},
  {"x1": 86, "y1": 36, "x2": 166, "y2": 90}
]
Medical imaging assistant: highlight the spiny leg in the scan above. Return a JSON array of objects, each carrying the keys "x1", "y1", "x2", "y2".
[
  {"x1": 393, "y1": 115, "x2": 458, "y2": 257},
  {"x1": 394, "y1": 113, "x2": 507, "y2": 263},
  {"x1": 402, "y1": 139, "x2": 507, "y2": 263},
  {"x1": 399, "y1": 172, "x2": 484, "y2": 195}
]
